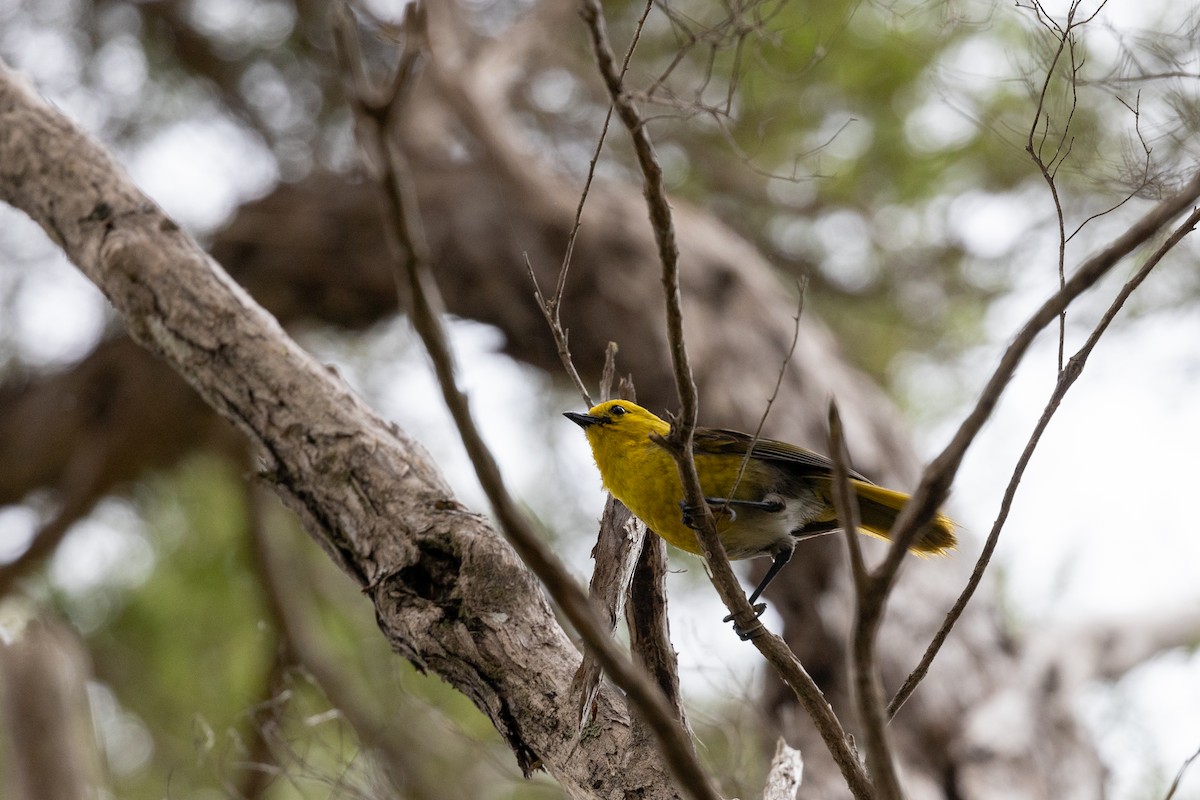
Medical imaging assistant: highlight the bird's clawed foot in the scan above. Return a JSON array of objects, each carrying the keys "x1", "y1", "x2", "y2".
[
  {"x1": 723, "y1": 602, "x2": 768, "y2": 640},
  {"x1": 680, "y1": 498, "x2": 735, "y2": 528}
]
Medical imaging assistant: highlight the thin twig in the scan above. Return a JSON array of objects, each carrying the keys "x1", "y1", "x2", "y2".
[
  {"x1": 332, "y1": 6, "x2": 721, "y2": 800},
  {"x1": 578, "y1": 1, "x2": 872, "y2": 795},
  {"x1": 829, "y1": 403, "x2": 901, "y2": 800},
  {"x1": 1067, "y1": 90, "x2": 1152, "y2": 244},
  {"x1": 889, "y1": 201, "x2": 1200, "y2": 718},
  {"x1": 728, "y1": 279, "x2": 807, "y2": 501},
  {"x1": 1164, "y1": 742, "x2": 1200, "y2": 800},
  {"x1": 571, "y1": 494, "x2": 645, "y2": 729},
  {"x1": 527, "y1": 253, "x2": 592, "y2": 406},
  {"x1": 828, "y1": 404, "x2": 868, "y2": 597},
  {"x1": 599, "y1": 341, "x2": 619, "y2": 402}
]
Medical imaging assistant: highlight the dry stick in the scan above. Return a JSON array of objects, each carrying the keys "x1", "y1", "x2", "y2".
[
  {"x1": 528, "y1": 252, "x2": 593, "y2": 407},
  {"x1": 762, "y1": 739, "x2": 805, "y2": 800},
  {"x1": 890, "y1": 201, "x2": 1200, "y2": 718},
  {"x1": 578, "y1": 1, "x2": 873, "y2": 797},
  {"x1": 627, "y1": 529, "x2": 691, "y2": 738},
  {"x1": 571, "y1": 494, "x2": 646, "y2": 729},
  {"x1": 728, "y1": 281, "x2": 807, "y2": 502},
  {"x1": 1164, "y1": 742, "x2": 1200, "y2": 800},
  {"x1": 331, "y1": 8, "x2": 721, "y2": 800},
  {"x1": 1068, "y1": 93, "x2": 1153, "y2": 244},
  {"x1": 870, "y1": 167, "x2": 1200, "y2": 609},
  {"x1": 828, "y1": 403, "x2": 901, "y2": 800},
  {"x1": 599, "y1": 341, "x2": 619, "y2": 401}
]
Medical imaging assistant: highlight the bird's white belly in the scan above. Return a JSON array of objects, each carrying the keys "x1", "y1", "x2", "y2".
[{"x1": 718, "y1": 494, "x2": 829, "y2": 560}]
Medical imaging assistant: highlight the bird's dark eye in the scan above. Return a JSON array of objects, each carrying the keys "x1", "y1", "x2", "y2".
[{"x1": 610, "y1": 405, "x2": 627, "y2": 417}]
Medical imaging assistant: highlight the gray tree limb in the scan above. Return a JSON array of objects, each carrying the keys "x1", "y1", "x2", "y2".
[{"x1": 0, "y1": 62, "x2": 682, "y2": 800}]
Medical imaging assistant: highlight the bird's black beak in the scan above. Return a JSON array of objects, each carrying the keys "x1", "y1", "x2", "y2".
[{"x1": 563, "y1": 411, "x2": 604, "y2": 428}]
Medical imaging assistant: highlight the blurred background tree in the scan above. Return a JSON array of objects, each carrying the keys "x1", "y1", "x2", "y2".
[{"x1": 2, "y1": 0, "x2": 1200, "y2": 798}]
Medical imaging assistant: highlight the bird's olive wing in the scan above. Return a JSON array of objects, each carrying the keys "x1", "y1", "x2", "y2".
[{"x1": 694, "y1": 427, "x2": 873, "y2": 483}]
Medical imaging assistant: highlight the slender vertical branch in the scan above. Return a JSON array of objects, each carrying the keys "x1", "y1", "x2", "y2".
[
  {"x1": 829, "y1": 403, "x2": 900, "y2": 799},
  {"x1": 1164, "y1": 742, "x2": 1200, "y2": 800},
  {"x1": 526, "y1": 253, "x2": 593, "y2": 406},
  {"x1": 528, "y1": 0, "x2": 652, "y2": 408},
  {"x1": 627, "y1": 531, "x2": 691, "y2": 737},
  {"x1": 728, "y1": 282, "x2": 807, "y2": 501}
]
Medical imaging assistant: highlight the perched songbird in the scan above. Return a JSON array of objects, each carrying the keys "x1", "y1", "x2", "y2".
[{"x1": 565, "y1": 400, "x2": 954, "y2": 614}]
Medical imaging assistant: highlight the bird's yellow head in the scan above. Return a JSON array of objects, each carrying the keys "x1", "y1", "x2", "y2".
[{"x1": 563, "y1": 399, "x2": 670, "y2": 454}]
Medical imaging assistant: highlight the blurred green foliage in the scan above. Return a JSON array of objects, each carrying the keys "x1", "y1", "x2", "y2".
[{"x1": 51, "y1": 454, "x2": 569, "y2": 799}]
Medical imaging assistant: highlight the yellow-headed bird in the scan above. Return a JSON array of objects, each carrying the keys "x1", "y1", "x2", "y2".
[{"x1": 565, "y1": 400, "x2": 954, "y2": 614}]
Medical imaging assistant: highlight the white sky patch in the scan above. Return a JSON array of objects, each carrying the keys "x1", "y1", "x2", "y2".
[
  {"x1": 529, "y1": 67, "x2": 579, "y2": 114},
  {"x1": 126, "y1": 118, "x2": 278, "y2": 233},
  {"x1": 49, "y1": 499, "x2": 155, "y2": 597},
  {"x1": 11, "y1": 252, "x2": 108, "y2": 366},
  {"x1": 939, "y1": 33, "x2": 1016, "y2": 89},
  {"x1": 905, "y1": 98, "x2": 976, "y2": 154},
  {"x1": 0, "y1": 24, "x2": 81, "y2": 90},
  {"x1": 949, "y1": 189, "x2": 1044, "y2": 259},
  {"x1": 814, "y1": 209, "x2": 876, "y2": 290},
  {"x1": 0, "y1": 505, "x2": 39, "y2": 563}
]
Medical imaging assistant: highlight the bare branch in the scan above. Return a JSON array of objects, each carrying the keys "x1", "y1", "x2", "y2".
[
  {"x1": 527, "y1": 252, "x2": 593, "y2": 407},
  {"x1": 1164, "y1": 742, "x2": 1200, "y2": 800},
  {"x1": 889, "y1": 201, "x2": 1200, "y2": 718},
  {"x1": 829, "y1": 403, "x2": 900, "y2": 800},
  {"x1": 627, "y1": 530, "x2": 691, "y2": 738},
  {"x1": 571, "y1": 495, "x2": 645, "y2": 728},
  {"x1": 1024, "y1": 0, "x2": 1087, "y2": 372}
]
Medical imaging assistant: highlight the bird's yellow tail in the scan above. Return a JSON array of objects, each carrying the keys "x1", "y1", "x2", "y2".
[{"x1": 849, "y1": 480, "x2": 956, "y2": 555}]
